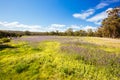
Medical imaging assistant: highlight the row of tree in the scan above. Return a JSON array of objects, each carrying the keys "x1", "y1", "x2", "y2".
[
  {"x1": 0, "y1": 28, "x2": 101, "y2": 38},
  {"x1": 0, "y1": 7, "x2": 120, "y2": 38},
  {"x1": 0, "y1": 30, "x2": 23, "y2": 38}
]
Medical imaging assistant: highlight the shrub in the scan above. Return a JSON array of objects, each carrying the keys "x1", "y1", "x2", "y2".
[
  {"x1": 2, "y1": 38, "x2": 11, "y2": 43},
  {"x1": 15, "y1": 63, "x2": 29, "y2": 73},
  {"x1": 0, "y1": 40, "x2": 3, "y2": 44}
]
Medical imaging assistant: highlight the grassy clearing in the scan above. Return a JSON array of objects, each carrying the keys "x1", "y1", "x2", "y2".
[
  {"x1": 0, "y1": 36, "x2": 120, "y2": 80},
  {"x1": 75, "y1": 37, "x2": 120, "y2": 53}
]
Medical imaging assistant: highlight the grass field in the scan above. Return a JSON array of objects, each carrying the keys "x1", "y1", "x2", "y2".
[{"x1": 0, "y1": 36, "x2": 120, "y2": 80}]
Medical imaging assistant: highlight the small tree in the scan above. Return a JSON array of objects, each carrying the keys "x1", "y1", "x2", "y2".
[
  {"x1": 79, "y1": 30, "x2": 87, "y2": 36},
  {"x1": 87, "y1": 28, "x2": 94, "y2": 36},
  {"x1": 65, "y1": 28, "x2": 74, "y2": 36},
  {"x1": 24, "y1": 31, "x2": 31, "y2": 35}
]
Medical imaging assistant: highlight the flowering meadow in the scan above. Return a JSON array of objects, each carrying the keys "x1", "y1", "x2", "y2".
[{"x1": 0, "y1": 36, "x2": 120, "y2": 80}]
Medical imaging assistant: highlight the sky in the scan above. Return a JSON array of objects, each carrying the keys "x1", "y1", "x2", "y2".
[{"x1": 0, "y1": 0, "x2": 120, "y2": 32}]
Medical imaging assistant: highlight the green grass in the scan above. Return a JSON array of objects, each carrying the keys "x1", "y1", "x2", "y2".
[{"x1": 0, "y1": 37, "x2": 120, "y2": 80}]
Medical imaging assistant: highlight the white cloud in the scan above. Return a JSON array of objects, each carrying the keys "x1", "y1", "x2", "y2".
[
  {"x1": 0, "y1": 21, "x2": 67, "y2": 32},
  {"x1": 82, "y1": 25, "x2": 97, "y2": 31},
  {"x1": 43, "y1": 24, "x2": 66, "y2": 32},
  {"x1": 102, "y1": 0, "x2": 119, "y2": 3},
  {"x1": 0, "y1": 21, "x2": 98, "y2": 32},
  {"x1": 47, "y1": 24, "x2": 96, "y2": 32},
  {"x1": 95, "y1": 0, "x2": 119, "y2": 9},
  {"x1": 72, "y1": 2, "x2": 109, "y2": 20},
  {"x1": 87, "y1": 12, "x2": 107, "y2": 25},
  {"x1": 0, "y1": 21, "x2": 42, "y2": 32},
  {"x1": 51, "y1": 24, "x2": 66, "y2": 28},
  {"x1": 73, "y1": 0, "x2": 119, "y2": 21},
  {"x1": 73, "y1": 9, "x2": 95, "y2": 19},
  {"x1": 69, "y1": 25, "x2": 81, "y2": 29},
  {"x1": 96, "y1": 2, "x2": 109, "y2": 9},
  {"x1": 72, "y1": 1, "x2": 109, "y2": 20},
  {"x1": 87, "y1": 8, "x2": 113, "y2": 25},
  {"x1": 66, "y1": 25, "x2": 83, "y2": 31},
  {"x1": 66, "y1": 25, "x2": 97, "y2": 31}
]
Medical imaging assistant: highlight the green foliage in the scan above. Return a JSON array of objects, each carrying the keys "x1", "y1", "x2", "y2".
[
  {"x1": 97, "y1": 7, "x2": 120, "y2": 38},
  {"x1": 65, "y1": 28, "x2": 74, "y2": 36},
  {"x1": 1, "y1": 38, "x2": 11, "y2": 43},
  {"x1": 0, "y1": 30, "x2": 23, "y2": 38},
  {"x1": 0, "y1": 40, "x2": 3, "y2": 44},
  {"x1": 0, "y1": 38, "x2": 11, "y2": 45},
  {"x1": 15, "y1": 63, "x2": 29, "y2": 73},
  {"x1": 24, "y1": 31, "x2": 31, "y2": 35},
  {"x1": 87, "y1": 28, "x2": 94, "y2": 36}
]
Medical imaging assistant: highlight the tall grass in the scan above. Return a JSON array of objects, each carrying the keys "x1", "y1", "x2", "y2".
[{"x1": 0, "y1": 36, "x2": 120, "y2": 80}]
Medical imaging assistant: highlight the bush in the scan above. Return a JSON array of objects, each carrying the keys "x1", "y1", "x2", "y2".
[
  {"x1": 2, "y1": 38, "x2": 11, "y2": 43},
  {"x1": 0, "y1": 40, "x2": 3, "y2": 44},
  {"x1": 15, "y1": 63, "x2": 29, "y2": 73}
]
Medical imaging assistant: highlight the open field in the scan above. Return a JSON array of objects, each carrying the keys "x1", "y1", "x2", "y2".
[{"x1": 0, "y1": 36, "x2": 120, "y2": 80}]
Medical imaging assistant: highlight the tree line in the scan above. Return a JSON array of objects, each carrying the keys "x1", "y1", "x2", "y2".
[
  {"x1": 0, "y1": 28, "x2": 97, "y2": 37},
  {"x1": 0, "y1": 30, "x2": 23, "y2": 38},
  {"x1": 0, "y1": 7, "x2": 120, "y2": 38}
]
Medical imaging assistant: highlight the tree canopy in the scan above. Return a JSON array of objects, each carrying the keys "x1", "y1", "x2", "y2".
[{"x1": 97, "y1": 7, "x2": 120, "y2": 38}]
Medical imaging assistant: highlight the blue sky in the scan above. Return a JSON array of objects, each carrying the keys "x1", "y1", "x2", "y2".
[{"x1": 0, "y1": 0, "x2": 120, "y2": 32}]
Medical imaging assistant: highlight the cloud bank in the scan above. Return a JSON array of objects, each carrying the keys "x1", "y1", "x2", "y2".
[
  {"x1": 0, "y1": 21, "x2": 96, "y2": 32},
  {"x1": 73, "y1": 0, "x2": 119, "y2": 25},
  {"x1": 87, "y1": 8, "x2": 113, "y2": 25},
  {"x1": 0, "y1": 21, "x2": 42, "y2": 32}
]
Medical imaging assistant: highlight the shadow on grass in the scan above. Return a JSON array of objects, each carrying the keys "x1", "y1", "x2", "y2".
[{"x1": 0, "y1": 44, "x2": 16, "y2": 51}]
